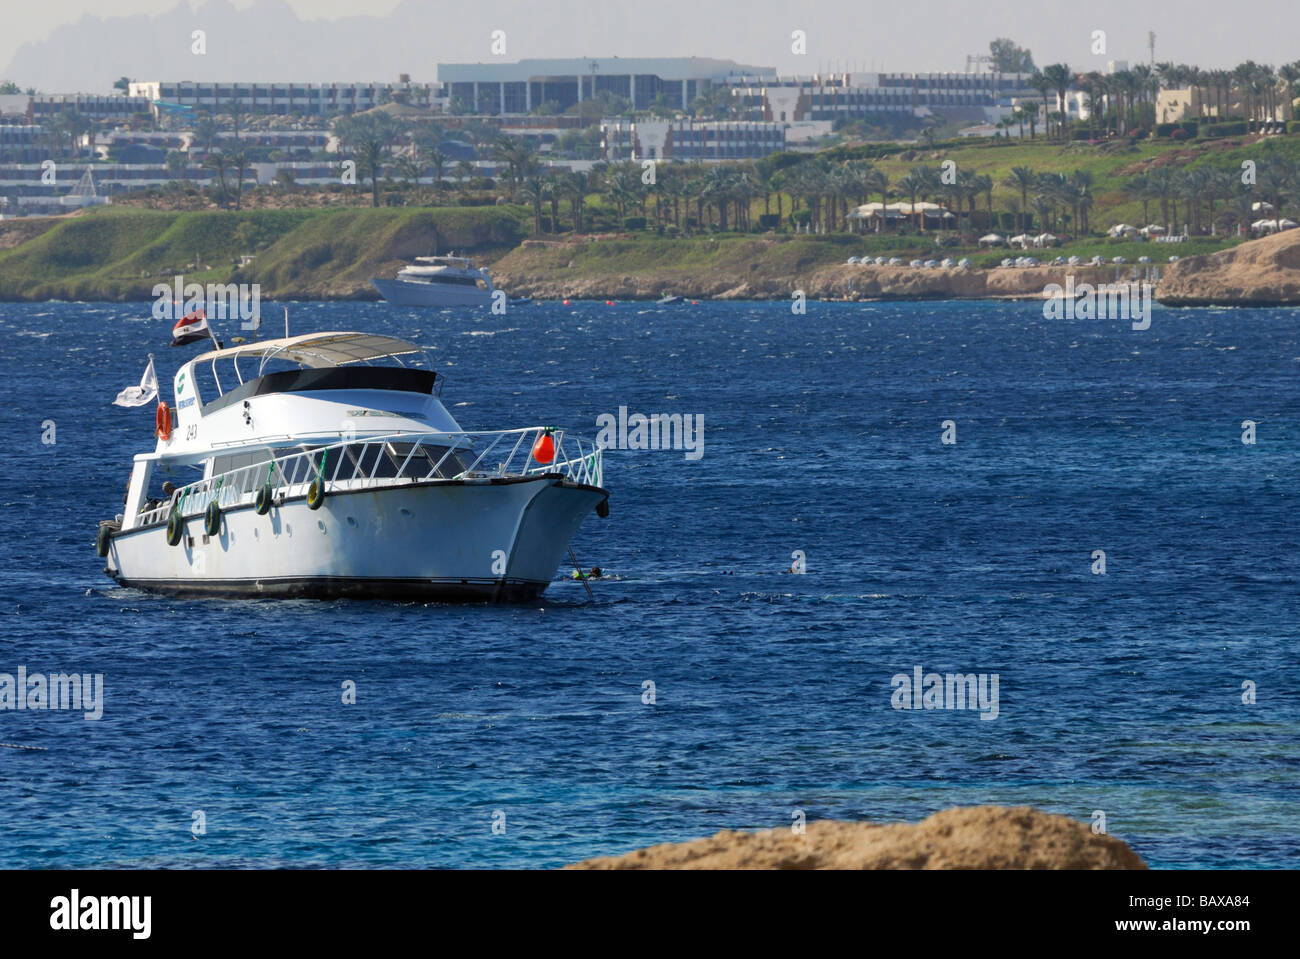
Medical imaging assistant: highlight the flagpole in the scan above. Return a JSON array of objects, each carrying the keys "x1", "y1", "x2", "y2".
[{"x1": 206, "y1": 313, "x2": 223, "y2": 352}]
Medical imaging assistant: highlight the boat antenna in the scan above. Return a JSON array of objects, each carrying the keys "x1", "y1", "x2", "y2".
[{"x1": 283, "y1": 305, "x2": 290, "y2": 339}]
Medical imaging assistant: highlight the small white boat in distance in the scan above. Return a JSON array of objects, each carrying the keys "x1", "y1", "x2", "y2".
[
  {"x1": 97, "y1": 331, "x2": 609, "y2": 601},
  {"x1": 370, "y1": 254, "x2": 496, "y2": 307}
]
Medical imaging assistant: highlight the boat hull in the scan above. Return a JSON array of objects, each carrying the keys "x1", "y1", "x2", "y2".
[
  {"x1": 104, "y1": 476, "x2": 606, "y2": 602},
  {"x1": 370, "y1": 278, "x2": 494, "y2": 307}
]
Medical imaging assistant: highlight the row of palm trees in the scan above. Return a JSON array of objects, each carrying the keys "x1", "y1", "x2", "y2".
[
  {"x1": 1120, "y1": 156, "x2": 1299, "y2": 234},
  {"x1": 1067, "y1": 60, "x2": 1300, "y2": 139},
  {"x1": 498, "y1": 153, "x2": 1096, "y2": 238}
]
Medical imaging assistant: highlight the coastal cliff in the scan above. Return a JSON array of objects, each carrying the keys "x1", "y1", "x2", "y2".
[
  {"x1": 566, "y1": 805, "x2": 1146, "y2": 870},
  {"x1": 492, "y1": 236, "x2": 1128, "y2": 301},
  {"x1": 1155, "y1": 228, "x2": 1300, "y2": 306},
  {"x1": 2, "y1": 206, "x2": 1291, "y2": 306}
]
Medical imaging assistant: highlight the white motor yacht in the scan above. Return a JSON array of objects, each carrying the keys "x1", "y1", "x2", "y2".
[
  {"x1": 370, "y1": 255, "x2": 496, "y2": 307},
  {"x1": 96, "y1": 331, "x2": 609, "y2": 601}
]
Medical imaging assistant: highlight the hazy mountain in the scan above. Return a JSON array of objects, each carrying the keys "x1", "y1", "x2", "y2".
[{"x1": 4, "y1": 0, "x2": 1298, "y2": 96}]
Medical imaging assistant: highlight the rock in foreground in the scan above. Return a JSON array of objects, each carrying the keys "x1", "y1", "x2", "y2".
[
  {"x1": 1157, "y1": 228, "x2": 1300, "y2": 305},
  {"x1": 566, "y1": 805, "x2": 1146, "y2": 870}
]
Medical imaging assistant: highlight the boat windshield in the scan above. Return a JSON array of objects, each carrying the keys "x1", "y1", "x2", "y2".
[{"x1": 187, "y1": 332, "x2": 434, "y2": 404}]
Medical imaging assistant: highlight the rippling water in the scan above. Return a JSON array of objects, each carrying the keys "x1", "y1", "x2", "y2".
[{"x1": 1, "y1": 298, "x2": 1297, "y2": 869}]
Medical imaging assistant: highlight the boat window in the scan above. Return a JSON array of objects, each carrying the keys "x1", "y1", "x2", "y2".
[
  {"x1": 419, "y1": 444, "x2": 474, "y2": 476},
  {"x1": 248, "y1": 442, "x2": 476, "y2": 482},
  {"x1": 327, "y1": 441, "x2": 475, "y2": 479},
  {"x1": 186, "y1": 361, "x2": 221, "y2": 405},
  {"x1": 210, "y1": 448, "x2": 275, "y2": 476},
  {"x1": 387, "y1": 441, "x2": 473, "y2": 478},
  {"x1": 340, "y1": 442, "x2": 402, "y2": 478}
]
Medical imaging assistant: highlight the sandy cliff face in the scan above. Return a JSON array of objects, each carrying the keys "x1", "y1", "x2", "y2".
[
  {"x1": 1156, "y1": 230, "x2": 1300, "y2": 305},
  {"x1": 566, "y1": 805, "x2": 1146, "y2": 870}
]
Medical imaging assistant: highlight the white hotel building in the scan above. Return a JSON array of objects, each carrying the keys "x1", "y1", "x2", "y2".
[{"x1": 128, "y1": 81, "x2": 431, "y2": 117}]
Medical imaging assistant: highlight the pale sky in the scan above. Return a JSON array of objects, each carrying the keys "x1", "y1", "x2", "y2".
[
  {"x1": 4, "y1": 0, "x2": 1299, "y2": 93},
  {"x1": 0, "y1": 0, "x2": 399, "y2": 72}
]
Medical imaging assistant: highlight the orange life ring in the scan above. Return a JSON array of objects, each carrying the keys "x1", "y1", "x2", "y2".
[{"x1": 155, "y1": 402, "x2": 173, "y2": 441}]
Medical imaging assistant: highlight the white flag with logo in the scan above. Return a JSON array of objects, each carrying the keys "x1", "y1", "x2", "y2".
[{"x1": 113, "y1": 356, "x2": 159, "y2": 407}]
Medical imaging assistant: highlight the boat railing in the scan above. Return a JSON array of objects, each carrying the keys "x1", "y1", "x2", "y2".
[{"x1": 136, "y1": 428, "x2": 604, "y2": 527}]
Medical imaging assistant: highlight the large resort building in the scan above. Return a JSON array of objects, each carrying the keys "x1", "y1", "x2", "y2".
[
  {"x1": 436, "y1": 59, "x2": 1040, "y2": 122},
  {"x1": 436, "y1": 57, "x2": 775, "y2": 115},
  {"x1": 599, "y1": 118, "x2": 785, "y2": 161},
  {"x1": 127, "y1": 80, "x2": 432, "y2": 116},
  {"x1": 730, "y1": 71, "x2": 1040, "y2": 122}
]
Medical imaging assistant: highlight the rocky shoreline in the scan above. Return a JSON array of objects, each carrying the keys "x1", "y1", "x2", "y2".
[
  {"x1": 566, "y1": 805, "x2": 1146, "y2": 870},
  {"x1": 484, "y1": 229, "x2": 1300, "y2": 306},
  {"x1": 4, "y1": 210, "x2": 1299, "y2": 306},
  {"x1": 1156, "y1": 228, "x2": 1300, "y2": 306},
  {"x1": 492, "y1": 259, "x2": 1132, "y2": 303}
]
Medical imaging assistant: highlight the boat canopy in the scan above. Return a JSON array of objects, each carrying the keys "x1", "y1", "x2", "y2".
[{"x1": 191, "y1": 332, "x2": 428, "y2": 375}]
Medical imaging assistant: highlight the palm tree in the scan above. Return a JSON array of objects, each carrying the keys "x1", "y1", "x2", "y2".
[
  {"x1": 226, "y1": 148, "x2": 249, "y2": 211},
  {"x1": 605, "y1": 166, "x2": 637, "y2": 228},
  {"x1": 202, "y1": 151, "x2": 229, "y2": 209},
  {"x1": 519, "y1": 176, "x2": 545, "y2": 234},
  {"x1": 1078, "y1": 71, "x2": 1103, "y2": 139},
  {"x1": 561, "y1": 170, "x2": 587, "y2": 232},
  {"x1": 1147, "y1": 168, "x2": 1177, "y2": 231},
  {"x1": 1123, "y1": 173, "x2": 1151, "y2": 225},
  {"x1": 896, "y1": 167, "x2": 932, "y2": 231},
  {"x1": 976, "y1": 173, "x2": 995, "y2": 231},
  {"x1": 1204, "y1": 168, "x2": 1236, "y2": 232},
  {"x1": 1279, "y1": 62, "x2": 1300, "y2": 122},
  {"x1": 490, "y1": 136, "x2": 535, "y2": 201},
  {"x1": 1183, "y1": 166, "x2": 1214, "y2": 234},
  {"x1": 1042, "y1": 64, "x2": 1072, "y2": 139},
  {"x1": 194, "y1": 115, "x2": 219, "y2": 153},
  {"x1": 333, "y1": 112, "x2": 406, "y2": 207},
  {"x1": 223, "y1": 100, "x2": 246, "y2": 137},
  {"x1": 1004, "y1": 166, "x2": 1036, "y2": 233},
  {"x1": 393, "y1": 153, "x2": 422, "y2": 191},
  {"x1": 1031, "y1": 71, "x2": 1053, "y2": 139},
  {"x1": 165, "y1": 149, "x2": 188, "y2": 182},
  {"x1": 1258, "y1": 160, "x2": 1293, "y2": 219},
  {"x1": 1068, "y1": 169, "x2": 1094, "y2": 234},
  {"x1": 863, "y1": 167, "x2": 889, "y2": 232},
  {"x1": 427, "y1": 148, "x2": 448, "y2": 190},
  {"x1": 544, "y1": 174, "x2": 562, "y2": 232}
]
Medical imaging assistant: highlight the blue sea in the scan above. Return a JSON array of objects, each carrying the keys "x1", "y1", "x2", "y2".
[{"x1": 1, "y1": 299, "x2": 1297, "y2": 869}]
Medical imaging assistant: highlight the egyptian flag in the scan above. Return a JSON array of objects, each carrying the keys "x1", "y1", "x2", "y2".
[{"x1": 171, "y1": 308, "x2": 212, "y2": 348}]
